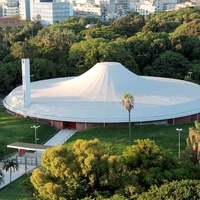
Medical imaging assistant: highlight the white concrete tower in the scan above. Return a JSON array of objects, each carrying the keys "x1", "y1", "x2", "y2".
[{"x1": 22, "y1": 59, "x2": 31, "y2": 108}]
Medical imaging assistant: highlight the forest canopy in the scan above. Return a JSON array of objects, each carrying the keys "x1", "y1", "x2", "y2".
[{"x1": 1, "y1": 7, "x2": 200, "y2": 92}]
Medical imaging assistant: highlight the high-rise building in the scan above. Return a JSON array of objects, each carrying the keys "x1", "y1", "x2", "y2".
[
  {"x1": 116, "y1": 0, "x2": 130, "y2": 10},
  {"x1": 19, "y1": 0, "x2": 73, "y2": 26},
  {"x1": 19, "y1": 0, "x2": 31, "y2": 20}
]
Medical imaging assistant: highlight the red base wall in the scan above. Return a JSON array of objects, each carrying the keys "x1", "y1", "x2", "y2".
[{"x1": 10, "y1": 109, "x2": 200, "y2": 131}]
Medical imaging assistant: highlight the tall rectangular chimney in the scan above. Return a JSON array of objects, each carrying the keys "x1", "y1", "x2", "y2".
[{"x1": 22, "y1": 59, "x2": 31, "y2": 108}]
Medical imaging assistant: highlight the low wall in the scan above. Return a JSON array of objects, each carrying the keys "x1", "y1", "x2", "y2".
[{"x1": 4, "y1": 108, "x2": 200, "y2": 131}]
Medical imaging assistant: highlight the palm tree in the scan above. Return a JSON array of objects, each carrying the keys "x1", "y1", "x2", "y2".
[
  {"x1": 121, "y1": 93, "x2": 134, "y2": 144},
  {"x1": 0, "y1": 170, "x2": 4, "y2": 186},
  {"x1": 187, "y1": 120, "x2": 200, "y2": 161},
  {"x1": 3, "y1": 158, "x2": 19, "y2": 187}
]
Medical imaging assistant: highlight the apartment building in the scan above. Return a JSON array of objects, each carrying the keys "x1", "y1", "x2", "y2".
[
  {"x1": 19, "y1": 0, "x2": 73, "y2": 26},
  {"x1": 19, "y1": 0, "x2": 31, "y2": 20},
  {"x1": 0, "y1": 0, "x2": 18, "y2": 17},
  {"x1": 130, "y1": 0, "x2": 177, "y2": 15}
]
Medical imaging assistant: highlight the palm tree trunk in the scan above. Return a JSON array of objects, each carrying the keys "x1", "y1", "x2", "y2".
[
  {"x1": 9, "y1": 170, "x2": 11, "y2": 187},
  {"x1": 129, "y1": 111, "x2": 132, "y2": 144}
]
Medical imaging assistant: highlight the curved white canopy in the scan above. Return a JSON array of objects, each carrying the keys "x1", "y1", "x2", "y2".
[{"x1": 3, "y1": 62, "x2": 200, "y2": 123}]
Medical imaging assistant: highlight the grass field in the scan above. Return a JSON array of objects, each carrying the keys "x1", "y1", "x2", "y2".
[
  {"x1": 65, "y1": 123, "x2": 194, "y2": 156},
  {"x1": 0, "y1": 106, "x2": 57, "y2": 157},
  {"x1": 0, "y1": 175, "x2": 33, "y2": 200}
]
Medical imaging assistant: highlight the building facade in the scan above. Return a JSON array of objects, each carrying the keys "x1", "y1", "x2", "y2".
[
  {"x1": 0, "y1": 0, "x2": 19, "y2": 17},
  {"x1": 19, "y1": 0, "x2": 31, "y2": 20},
  {"x1": 31, "y1": 0, "x2": 73, "y2": 26},
  {"x1": 1, "y1": 5, "x2": 18, "y2": 17},
  {"x1": 18, "y1": 0, "x2": 73, "y2": 26},
  {"x1": 130, "y1": 0, "x2": 178, "y2": 15}
]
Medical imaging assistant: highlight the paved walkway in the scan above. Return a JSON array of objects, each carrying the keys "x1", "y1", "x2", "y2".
[
  {"x1": 44, "y1": 129, "x2": 75, "y2": 146},
  {"x1": 0, "y1": 128, "x2": 76, "y2": 189}
]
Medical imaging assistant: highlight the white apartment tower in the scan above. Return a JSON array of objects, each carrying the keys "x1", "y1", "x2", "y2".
[
  {"x1": 31, "y1": 0, "x2": 73, "y2": 26},
  {"x1": 19, "y1": 0, "x2": 73, "y2": 26},
  {"x1": 130, "y1": 0, "x2": 177, "y2": 15},
  {"x1": 19, "y1": 0, "x2": 31, "y2": 20}
]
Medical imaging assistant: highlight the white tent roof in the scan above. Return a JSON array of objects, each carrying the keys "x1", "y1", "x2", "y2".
[{"x1": 3, "y1": 62, "x2": 200, "y2": 123}]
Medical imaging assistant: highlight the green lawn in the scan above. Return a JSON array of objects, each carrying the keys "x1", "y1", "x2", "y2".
[
  {"x1": 0, "y1": 175, "x2": 33, "y2": 200},
  {"x1": 0, "y1": 106, "x2": 57, "y2": 157},
  {"x1": 65, "y1": 123, "x2": 194, "y2": 156},
  {"x1": 0, "y1": 105, "x2": 57, "y2": 199}
]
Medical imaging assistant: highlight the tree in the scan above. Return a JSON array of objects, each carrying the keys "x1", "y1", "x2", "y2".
[
  {"x1": 35, "y1": 14, "x2": 41, "y2": 23},
  {"x1": 35, "y1": 27, "x2": 76, "y2": 47},
  {"x1": 77, "y1": 26, "x2": 120, "y2": 41},
  {"x1": 1, "y1": 27, "x2": 10, "y2": 47},
  {"x1": 0, "y1": 46, "x2": 9, "y2": 61},
  {"x1": 126, "y1": 31, "x2": 170, "y2": 73},
  {"x1": 68, "y1": 38, "x2": 108, "y2": 74},
  {"x1": 122, "y1": 139, "x2": 178, "y2": 189},
  {"x1": 30, "y1": 58, "x2": 57, "y2": 81},
  {"x1": 142, "y1": 20, "x2": 180, "y2": 33},
  {"x1": 31, "y1": 140, "x2": 125, "y2": 200},
  {"x1": 0, "y1": 61, "x2": 21, "y2": 92},
  {"x1": 144, "y1": 50, "x2": 191, "y2": 79},
  {"x1": 186, "y1": 120, "x2": 200, "y2": 161},
  {"x1": 3, "y1": 158, "x2": 19, "y2": 187},
  {"x1": 190, "y1": 64, "x2": 200, "y2": 84},
  {"x1": 10, "y1": 41, "x2": 38, "y2": 59},
  {"x1": 172, "y1": 19, "x2": 200, "y2": 37},
  {"x1": 136, "y1": 179, "x2": 200, "y2": 200},
  {"x1": 112, "y1": 12, "x2": 145, "y2": 37},
  {"x1": 170, "y1": 35, "x2": 200, "y2": 61},
  {"x1": 121, "y1": 94, "x2": 134, "y2": 144},
  {"x1": 21, "y1": 176, "x2": 36, "y2": 197},
  {"x1": 180, "y1": 145, "x2": 198, "y2": 164}
]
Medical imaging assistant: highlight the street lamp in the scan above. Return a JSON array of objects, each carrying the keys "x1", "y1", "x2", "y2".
[
  {"x1": 176, "y1": 128, "x2": 182, "y2": 159},
  {"x1": 188, "y1": 71, "x2": 192, "y2": 79},
  {"x1": 30, "y1": 75, "x2": 34, "y2": 82},
  {"x1": 31, "y1": 125, "x2": 40, "y2": 166}
]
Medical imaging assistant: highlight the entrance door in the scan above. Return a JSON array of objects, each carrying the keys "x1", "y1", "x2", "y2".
[{"x1": 67, "y1": 122, "x2": 76, "y2": 128}]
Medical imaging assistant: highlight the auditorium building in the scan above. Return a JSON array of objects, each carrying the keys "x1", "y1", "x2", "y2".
[{"x1": 3, "y1": 60, "x2": 200, "y2": 131}]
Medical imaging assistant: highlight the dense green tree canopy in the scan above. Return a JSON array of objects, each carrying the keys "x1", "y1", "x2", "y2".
[
  {"x1": 170, "y1": 35, "x2": 200, "y2": 61},
  {"x1": 144, "y1": 50, "x2": 191, "y2": 79},
  {"x1": 30, "y1": 58, "x2": 57, "y2": 81},
  {"x1": 172, "y1": 19, "x2": 200, "y2": 37},
  {"x1": 29, "y1": 138, "x2": 200, "y2": 199},
  {"x1": 1, "y1": 7, "x2": 200, "y2": 92},
  {"x1": 142, "y1": 20, "x2": 180, "y2": 33},
  {"x1": 68, "y1": 38, "x2": 139, "y2": 74},
  {"x1": 112, "y1": 12, "x2": 145, "y2": 37},
  {"x1": 31, "y1": 139, "x2": 126, "y2": 200},
  {"x1": 0, "y1": 61, "x2": 21, "y2": 92},
  {"x1": 77, "y1": 26, "x2": 120, "y2": 41},
  {"x1": 126, "y1": 31, "x2": 170, "y2": 72},
  {"x1": 136, "y1": 179, "x2": 200, "y2": 200}
]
